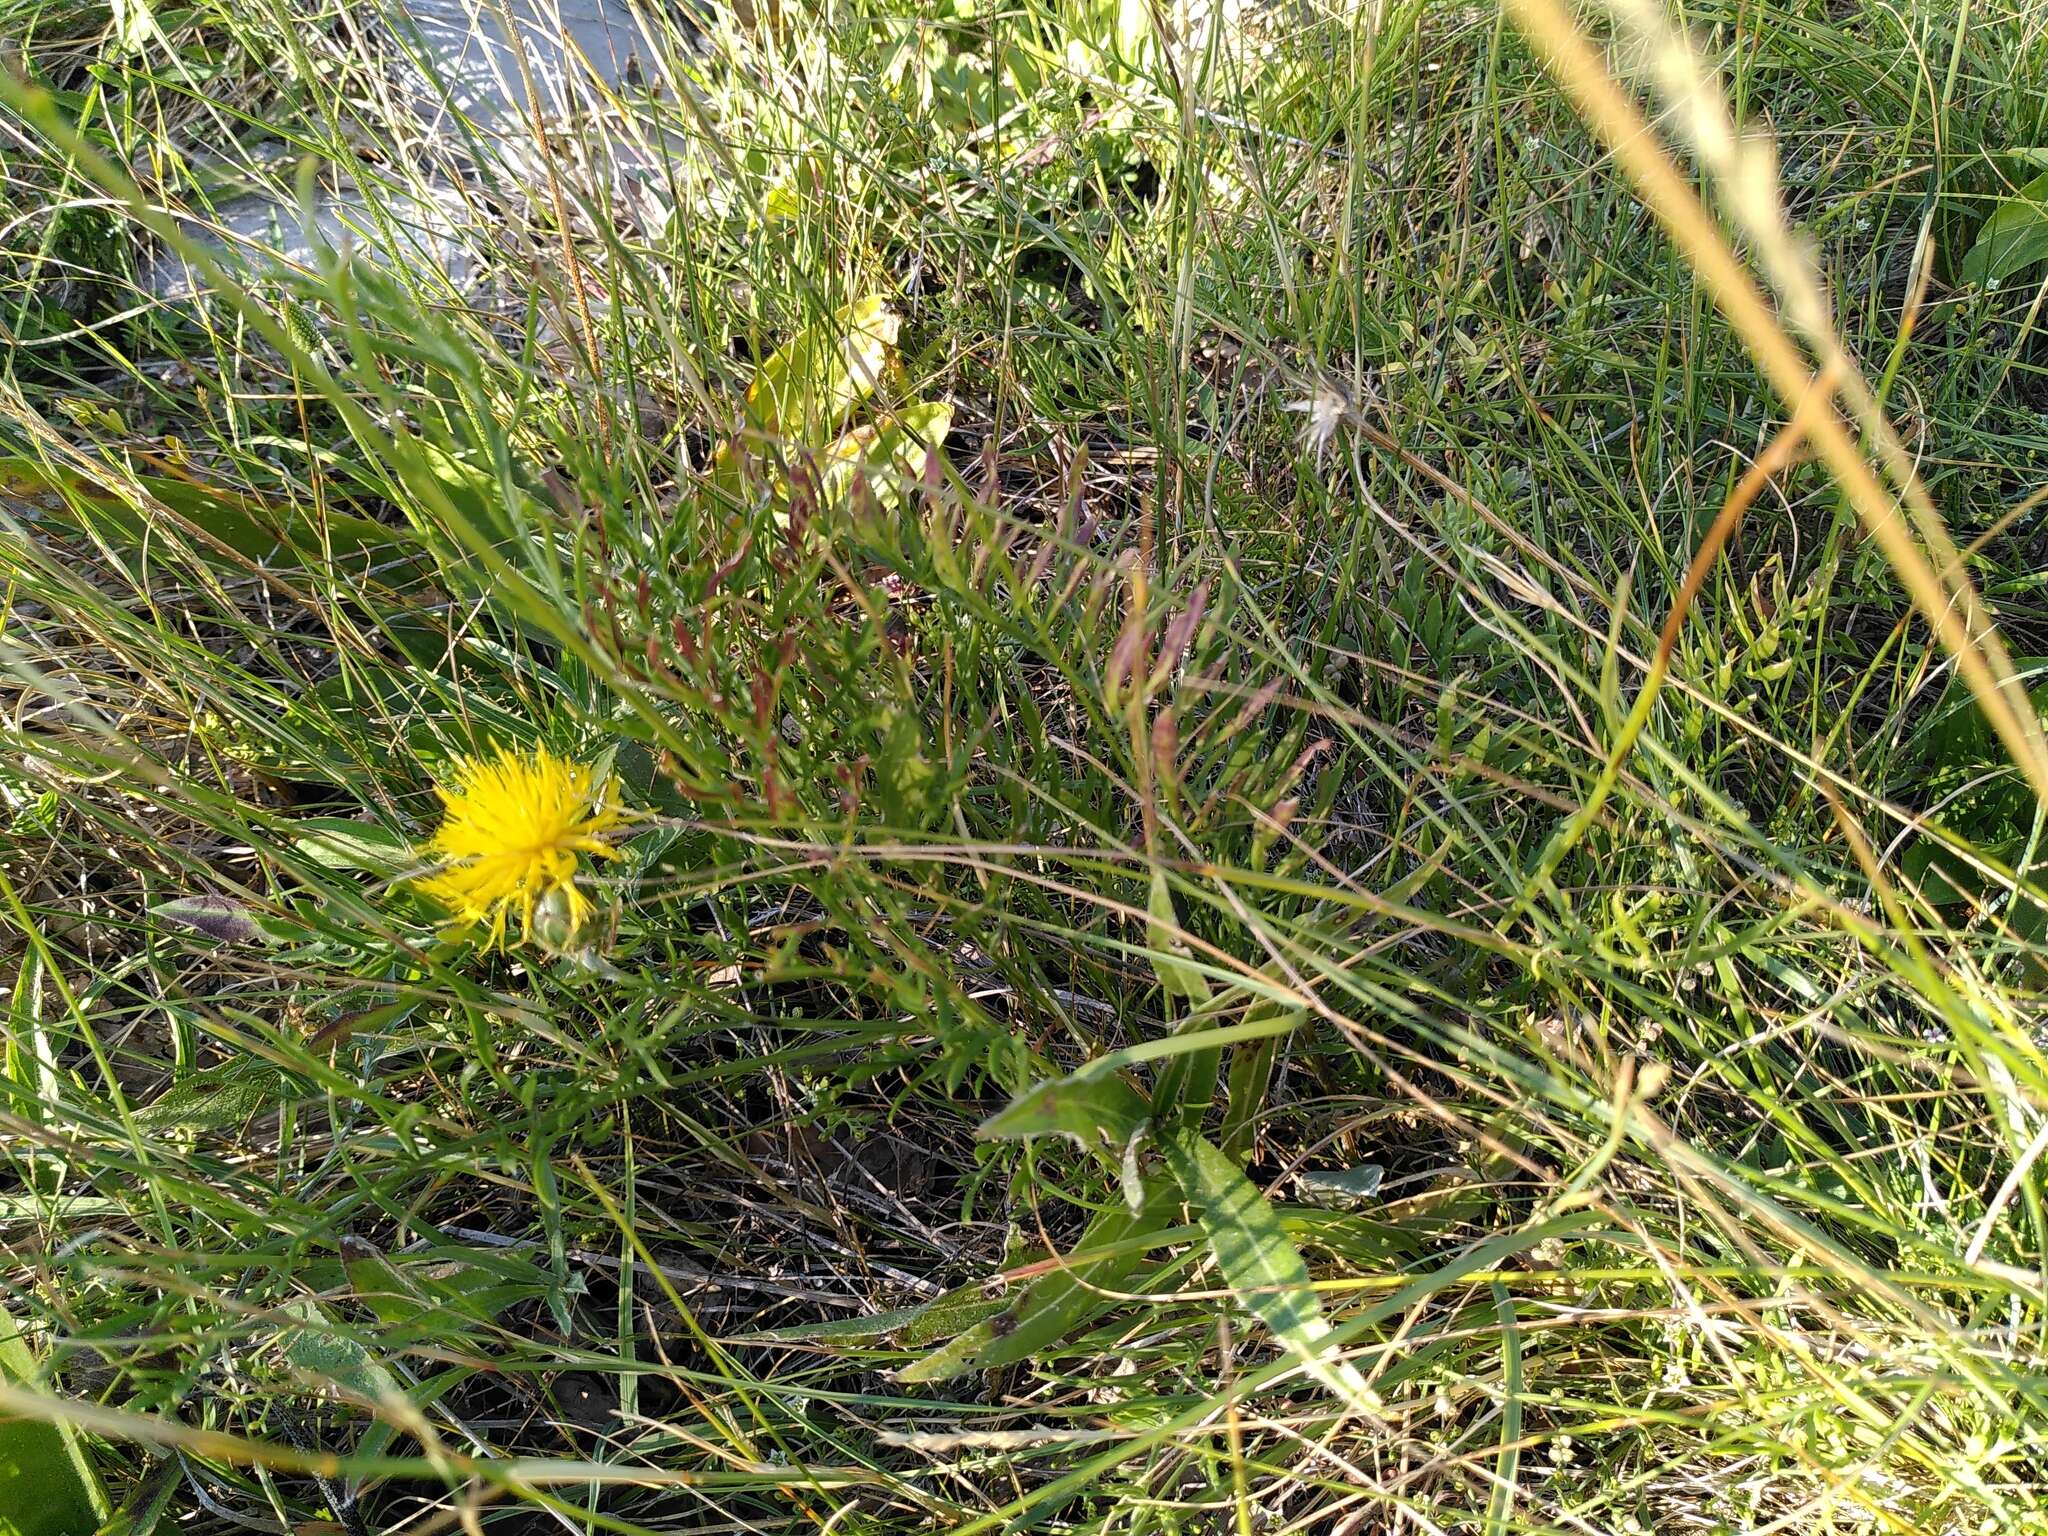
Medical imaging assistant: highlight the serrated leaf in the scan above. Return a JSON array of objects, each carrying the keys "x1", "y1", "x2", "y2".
[
  {"x1": 0, "y1": 1308, "x2": 109, "y2": 1536},
  {"x1": 1960, "y1": 171, "x2": 2048, "y2": 286},
  {"x1": 1158, "y1": 1129, "x2": 1373, "y2": 1406}
]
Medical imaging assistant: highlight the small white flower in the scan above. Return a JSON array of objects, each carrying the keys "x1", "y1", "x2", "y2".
[{"x1": 1285, "y1": 376, "x2": 1356, "y2": 461}]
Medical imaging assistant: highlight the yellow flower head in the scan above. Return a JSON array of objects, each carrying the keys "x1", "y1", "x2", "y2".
[{"x1": 415, "y1": 746, "x2": 624, "y2": 948}]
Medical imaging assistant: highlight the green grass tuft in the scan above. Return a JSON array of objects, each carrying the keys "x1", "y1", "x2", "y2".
[{"x1": 6, "y1": 0, "x2": 2048, "y2": 1530}]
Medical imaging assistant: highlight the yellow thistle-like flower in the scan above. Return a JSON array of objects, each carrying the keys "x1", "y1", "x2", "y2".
[{"x1": 415, "y1": 746, "x2": 624, "y2": 949}]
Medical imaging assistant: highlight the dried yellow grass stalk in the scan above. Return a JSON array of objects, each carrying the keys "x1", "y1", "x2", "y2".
[{"x1": 1502, "y1": 0, "x2": 2048, "y2": 806}]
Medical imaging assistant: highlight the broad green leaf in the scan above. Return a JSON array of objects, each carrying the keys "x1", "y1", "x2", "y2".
[
  {"x1": 280, "y1": 1298, "x2": 411, "y2": 1467},
  {"x1": 1150, "y1": 1008, "x2": 1304, "y2": 1131},
  {"x1": 1902, "y1": 657, "x2": 2048, "y2": 916},
  {"x1": 745, "y1": 296, "x2": 900, "y2": 439},
  {"x1": 1158, "y1": 1129, "x2": 1374, "y2": 1406},
  {"x1": 1084, "y1": 1010, "x2": 1305, "y2": 1079},
  {"x1": 1146, "y1": 869, "x2": 1212, "y2": 1002},
  {"x1": 1899, "y1": 834, "x2": 2011, "y2": 908},
  {"x1": 280, "y1": 1298, "x2": 405, "y2": 1408},
  {"x1": 1295, "y1": 1164, "x2": 1388, "y2": 1208},
  {"x1": 292, "y1": 818, "x2": 413, "y2": 876},
  {"x1": 0, "y1": 1309, "x2": 109, "y2": 1536},
  {"x1": 135, "y1": 1061, "x2": 295, "y2": 1133},
  {"x1": 151, "y1": 895, "x2": 297, "y2": 946},
  {"x1": 271, "y1": 657, "x2": 531, "y2": 782},
  {"x1": 1960, "y1": 171, "x2": 2048, "y2": 286},
  {"x1": 1220, "y1": 1022, "x2": 1291, "y2": 1161},
  {"x1": 761, "y1": 178, "x2": 801, "y2": 223},
  {"x1": 0, "y1": 1197, "x2": 123, "y2": 1222},
  {"x1": 978, "y1": 1014, "x2": 1302, "y2": 1165},
  {"x1": 392, "y1": 439, "x2": 539, "y2": 553},
  {"x1": 340, "y1": 1236, "x2": 550, "y2": 1339},
  {"x1": 978, "y1": 1066, "x2": 1150, "y2": 1161},
  {"x1": 893, "y1": 1279, "x2": 1011, "y2": 1347}
]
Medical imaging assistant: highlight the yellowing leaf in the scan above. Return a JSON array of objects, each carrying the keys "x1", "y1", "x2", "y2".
[
  {"x1": 745, "y1": 296, "x2": 901, "y2": 440},
  {"x1": 821, "y1": 401, "x2": 953, "y2": 513},
  {"x1": 762, "y1": 180, "x2": 801, "y2": 223}
]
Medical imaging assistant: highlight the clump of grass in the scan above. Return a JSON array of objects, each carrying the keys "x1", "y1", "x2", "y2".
[{"x1": 5, "y1": 0, "x2": 2048, "y2": 1531}]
